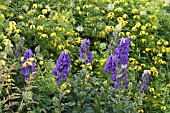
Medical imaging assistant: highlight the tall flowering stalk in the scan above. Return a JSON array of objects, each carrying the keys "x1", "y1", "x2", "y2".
[
  {"x1": 79, "y1": 39, "x2": 93, "y2": 64},
  {"x1": 138, "y1": 70, "x2": 150, "y2": 93},
  {"x1": 20, "y1": 49, "x2": 36, "y2": 80},
  {"x1": 52, "y1": 50, "x2": 70, "y2": 83},
  {"x1": 104, "y1": 34, "x2": 132, "y2": 89}
]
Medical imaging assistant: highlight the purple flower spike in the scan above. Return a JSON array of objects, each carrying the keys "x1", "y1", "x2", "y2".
[
  {"x1": 79, "y1": 39, "x2": 93, "y2": 64},
  {"x1": 52, "y1": 51, "x2": 71, "y2": 83}
]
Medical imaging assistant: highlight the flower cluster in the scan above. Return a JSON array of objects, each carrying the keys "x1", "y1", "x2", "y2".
[
  {"x1": 79, "y1": 39, "x2": 93, "y2": 64},
  {"x1": 52, "y1": 51, "x2": 70, "y2": 83},
  {"x1": 138, "y1": 70, "x2": 150, "y2": 93},
  {"x1": 104, "y1": 36, "x2": 132, "y2": 89},
  {"x1": 20, "y1": 49, "x2": 36, "y2": 80}
]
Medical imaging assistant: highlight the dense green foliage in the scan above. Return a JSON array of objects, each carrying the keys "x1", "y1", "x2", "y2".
[{"x1": 0, "y1": 0, "x2": 170, "y2": 113}]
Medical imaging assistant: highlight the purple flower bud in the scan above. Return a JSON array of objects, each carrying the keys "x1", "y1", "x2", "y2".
[
  {"x1": 16, "y1": 50, "x2": 19, "y2": 59},
  {"x1": 138, "y1": 84, "x2": 143, "y2": 93},
  {"x1": 52, "y1": 51, "x2": 71, "y2": 83},
  {"x1": 138, "y1": 70, "x2": 150, "y2": 93}
]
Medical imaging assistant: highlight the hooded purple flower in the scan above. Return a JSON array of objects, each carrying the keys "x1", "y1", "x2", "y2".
[
  {"x1": 104, "y1": 55, "x2": 118, "y2": 80},
  {"x1": 52, "y1": 51, "x2": 70, "y2": 83},
  {"x1": 20, "y1": 49, "x2": 35, "y2": 80},
  {"x1": 79, "y1": 39, "x2": 93, "y2": 64}
]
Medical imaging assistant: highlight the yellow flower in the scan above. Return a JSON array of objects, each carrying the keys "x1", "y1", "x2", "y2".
[
  {"x1": 14, "y1": 29, "x2": 22, "y2": 34},
  {"x1": 139, "y1": 31, "x2": 146, "y2": 35},
  {"x1": 141, "y1": 26, "x2": 146, "y2": 31},
  {"x1": 38, "y1": 15, "x2": 45, "y2": 19},
  {"x1": 138, "y1": 109, "x2": 144, "y2": 113},
  {"x1": 131, "y1": 35, "x2": 137, "y2": 40},
  {"x1": 42, "y1": 9, "x2": 47, "y2": 14},
  {"x1": 135, "y1": 22, "x2": 141, "y2": 28},
  {"x1": 74, "y1": 60, "x2": 79, "y2": 65},
  {"x1": 145, "y1": 48, "x2": 151, "y2": 51},
  {"x1": 85, "y1": 75, "x2": 90, "y2": 79},
  {"x1": 161, "y1": 106, "x2": 166, "y2": 110},
  {"x1": 107, "y1": 12, "x2": 114, "y2": 19},
  {"x1": 101, "y1": 10, "x2": 105, "y2": 14},
  {"x1": 157, "y1": 93, "x2": 160, "y2": 97},
  {"x1": 105, "y1": 26, "x2": 112, "y2": 32},
  {"x1": 7, "y1": 75, "x2": 11, "y2": 79},
  {"x1": 131, "y1": 42, "x2": 135, "y2": 47},
  {"x1": 40, "y1": 34, "x2": 48, "y2": 38},
  {"x1": 152, "y1": 102, "x2": 158, "y2": 107},
  {"x1": 150, "y1": 67, "x2": 156, "y2": 72},
  {"x1": 37, "y1": 26, "x2": 44, "y2": 31},
  {"x1": 154, "y1": 96, "x2": 157, "y2": 98},
  {"x1": 0, "y1": 60, "x2": 6, "y2": 66},
  {"x1": 50, "y1": 54, "x2": 53, "y2": 57},
  {"x1": 39, "y1": 61, "x2": 43, "y2": 65},
  {"x1": 164, "y1": 41, "x2": 169, "y2": 46},
  {"x1": 30, "y1": 25, "x2": 35, "y2": 29},
  {"x1": 166, "y1": 84, "x2": 170, "y2": 88},
  {"x1": 88, "y1": 65, "x2": 92, "y2": 70},
  {"x1": 6, "y1": 79, "x2": 15, "y2": 83},
  {"x1": 141, "y1": 39, "x2": 146, "y2": 43},
  {"x1": 93, "y1": 0, "x2": 98, "y2": 2},
  {"x1": 149, "y1": 88, "x2": 155, "y2": 93},
  {"x1": 135, "y1": 66, "x2": 142, "y2": 71},
  {"x1": 57, "y1": 45, "x2": 64, "y2": 50},
  {"x1": 157, "y1": 53, "x2": 162, "y2": 57},
  {"x1": 0, "y1": 46, "x2": 2, "y2": 50},
  {"x1": 122, "y1": 14, "x2": 128, "y2": 18},
  {"x1": 114, "y1": 8, "x2": 124, "y2": 13},
  {"x1": 23, "y1": 61, "x2": 32, "y2": 67},
  {"x1": 149, "y1": 35, "x2": 154, "y2": 40},
  {"x1": 32, "y1": 4, "x2": 38, "y2": 9},
  {"x1": 126, "y1": 32, "x2": 130, "y2": 36},
  {"x1": 18, "y1": 15, "x2": 24, "y2": 20},
  {"x1": 152, "y1": 56, "x2": 157, "y2": 60},
  {"x1": 141, "y1": 64, "x2": 146, "y2": 67},
  {"x1": 80, "y1": 64, "x2": 85, "y2": 68},
  {"x1": 65, "y1": 90, "x2": 71, "y2": 93},
  {"x1": 50, "y1": 32, "x2": 56, "y2": 37},
  {"x1": 152, "y1": 25, "x2": 157, "y2": 29},
  {"x1": 131, "y1": 9, "x2": 138, "y2": 14},
  {"x1": 161, "y1": 47, "x2": 166, "y2": 53},
  {"x1": 28, "y1": 58, "x2": 35, "y2": 62},
  {"x1": 162, "y1": 101, "x2": 165, "y2": 104},
  {"x1": 61, "y1": 83, "x2": 67, "y2": 89}
]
